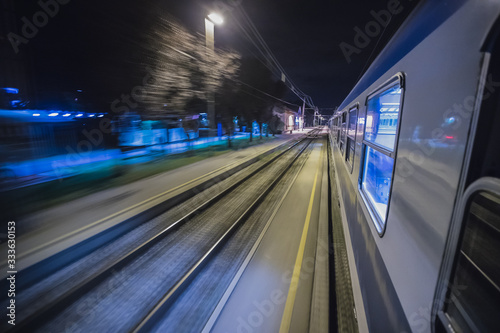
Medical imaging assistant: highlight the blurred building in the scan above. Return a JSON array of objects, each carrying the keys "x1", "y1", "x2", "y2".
[
  {"x1": 272, "y1": 105, "x2": 300, "y2": 132},
  {"x1": 113, "y1": 112, "x2": 200, "y2": 148}
]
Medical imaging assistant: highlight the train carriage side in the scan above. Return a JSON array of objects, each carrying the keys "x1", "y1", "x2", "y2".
[{"x1": 329, "y1": 1, "x2": 500, "y2": 332}]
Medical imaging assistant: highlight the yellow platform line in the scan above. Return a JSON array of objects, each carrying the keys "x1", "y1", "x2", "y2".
[{"x1": 279, "y1": 153, "x2": 321, "y2": 333}]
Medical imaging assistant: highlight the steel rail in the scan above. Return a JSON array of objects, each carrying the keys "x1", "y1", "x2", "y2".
[
  {"x1": 9, "y1": 129, "x2": 320, "y2": 332},
  {"x1": 131, "y1": 129, "x2": 321, "y2": 332}
]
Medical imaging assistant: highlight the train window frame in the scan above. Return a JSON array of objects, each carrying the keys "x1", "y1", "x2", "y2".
[
  {"x1": 332, "y1": 116, "x2": 339, "y2": 143},
  {"x1": 433, "y1": 178, "x2": 500, "y2": 333},
  {"x1": 345, "y1": 106, "x2": 358, "y2": 173},
  {"x1": 336, "y1": 116, "x2": 341, "y2": 145},
  {"x1": 358, "y1": 74, "x2": 404, "y2": 236},
  {"x1": 339, "y1": 111, "x2": 347, "y2": 154}
]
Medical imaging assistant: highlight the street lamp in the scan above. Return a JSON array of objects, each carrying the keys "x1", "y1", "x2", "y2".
[
  {"x1": 205, "y1": 13, "x2": 223, "y2": 130},
  {"x1": 208, "y1": 13, "x2": 224, "y2": 25}
]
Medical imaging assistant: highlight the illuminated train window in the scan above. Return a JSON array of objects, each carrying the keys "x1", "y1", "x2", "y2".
[{"x1": 360, "y1": 77, "x2": 403, "y2": 234}]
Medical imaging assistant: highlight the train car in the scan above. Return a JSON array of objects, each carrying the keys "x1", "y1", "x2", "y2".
[{"x1": 328, "y1": 0, "x2": 500, "y2": 332}]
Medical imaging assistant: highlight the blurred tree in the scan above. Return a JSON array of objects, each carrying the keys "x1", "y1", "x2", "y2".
[
  {"x1": 140, "y1": 13, "x2": 240, "y2": 121},
  {"x1": 236, "y1": 57, "x2": 288, "y2": 141},
  {"x1": 216, "y1": 76, "x2": 241, "y2": 147},
  {"x1": 183, "y1": 97, "x2": 204, "y2": 152}
]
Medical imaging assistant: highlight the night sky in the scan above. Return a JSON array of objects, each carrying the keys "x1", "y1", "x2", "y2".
[{"x1": 9, "y1": 0, "x2": 420, "y2": 113}]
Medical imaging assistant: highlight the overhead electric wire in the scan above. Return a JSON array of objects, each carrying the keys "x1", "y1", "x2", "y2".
[
  {"x1": 353, "y1": 15, "x2": 393, "y2": 86},
  {"x1": 238, "y1": 9, "x2": 314, "y2": 107},
  {"x1": 238, "y1": 88, "x2": 301, "y2": 107},
  {"x1": 230, "y1": 5, "x2": 316, "y2": 109},
  {"x1": 230, "y1": 17, "x2": 281, "y2": 76},
  {"x1": 235, "y1": 79, "x2": 302, "y2": 107}
]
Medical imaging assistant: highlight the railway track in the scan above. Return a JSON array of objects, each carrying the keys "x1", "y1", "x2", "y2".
[{"x1": 3, "y1": 128, "x2": 322, "y2": 332}]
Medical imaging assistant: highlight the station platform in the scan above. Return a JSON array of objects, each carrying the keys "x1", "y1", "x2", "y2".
[
  {"x1": 204, "y1": 134, "x2": 331, "y2": 333},
  {"x1": 0, "y1": 130, "x2": 310, "y2": 275}
]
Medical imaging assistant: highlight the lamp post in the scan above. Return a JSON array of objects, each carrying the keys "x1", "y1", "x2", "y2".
[{"x1": 205, "y1": 13, "x2": 223, "y2": 130}]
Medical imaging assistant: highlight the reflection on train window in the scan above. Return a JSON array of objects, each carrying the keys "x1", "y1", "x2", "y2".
[
  {"x1": 348, "y1": 108, "x2": 357, "y2": 137},
  {"x1": 346, "y1": 138, "x2": 355, "y2": 168},
  {"x1": 440, "y1": 191, "x2": 500, "y2": 333},
  {"x1": 361, "y1": 146, "x2": 394, "y2": 221},
  {"x1": 360, "y1": 79, "x2": 402, "y2": 233},
  {"x1": 365, "y1": 84, "x2": 401, "y2": 151}
]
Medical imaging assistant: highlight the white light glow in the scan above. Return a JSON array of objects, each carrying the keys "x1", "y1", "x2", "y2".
[
  {"x1": 366, "y1": 115, "x2": 373, "y2": 129},
  {"x1": 89, "y1": 114, "x2": 95, "y2": 117},
  {"x1": 76, "y1": 113, "x2": 83, "y2": 117},
  {"x1": 48, "y1": 112, "x2": 59, "y2": 117},
  {"x1": 33, "y1": 113, "x2": 40, "y2": 117},
  {"x1": 63, "y1": 113, "x2": 71, "y2": 117},
  {"x1": 208, "y1": 13, "x2": 223, "y2": 24}
]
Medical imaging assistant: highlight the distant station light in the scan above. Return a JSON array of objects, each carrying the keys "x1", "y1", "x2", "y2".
[
  {"x1": 33, "y1": 113, "x2": 41, "y2": 117},
  {"x1": 76, "y1": 113, "x2": 83, "y2": 117},
  {"x1": 63, "y1": 113, "x2": 72, "y2": 117},
  {"x1": 48, "y1": 112, "x2": 59, "y2": 117},
  {"x1": 89, "y1": 114, "x2": 95, "y2": 117}
]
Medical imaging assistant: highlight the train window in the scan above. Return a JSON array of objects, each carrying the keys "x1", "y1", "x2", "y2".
[
  {"x1": 345, "y1": 107, "x2": 358, "y2": 172},
  {"x1": 335, "y1": 117, "x2": 340, "y2": 142},
  {"x1": 331, "y1": 118, "x2": 335, "y2": 139},
  {"x1": 360, "y1": 77, "x2": 403, "y2": 233},
  {"x1": 339, "y1": 112, "x2": 347, "y2": 154},
  {"x1": 348, "y1": 108, "x2": 357, "y2": 137},
  {"x1": 437, "y1": 190, "x2": 500, "y2": 333},
  {"x1": 365, "y1": 84, "x2": 401, "y2": 151}
]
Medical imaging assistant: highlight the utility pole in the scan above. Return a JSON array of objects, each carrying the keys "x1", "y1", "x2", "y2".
[
  {"x1": 205, "y1": 13, "x2": 223, "y2": 131},
  {"x1": 301, "y1": 99, "x2": 306, "y2": 131},
  {"x1": 313, "y1": 107, "x2": 322, "y2": 126}
]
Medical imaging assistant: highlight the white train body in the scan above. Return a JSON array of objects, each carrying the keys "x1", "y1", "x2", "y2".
[{"x1": 329, "y1": 1, "x2": 500, "y2": 332}]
